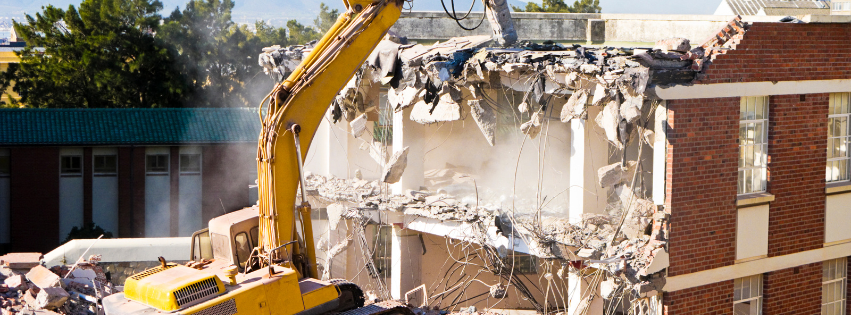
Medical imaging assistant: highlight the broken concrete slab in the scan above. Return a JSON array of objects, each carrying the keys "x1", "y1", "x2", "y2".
[
  {"x1": 327, "y1": 203, "x2": 345, "y2": 230},
  {"x1": 654, "y1": 37, "x2": 691, "y2": 53},
  {"x1": 468, "y1": 100, "x2": 495, "y2": 146},
  {"x1": 382, "y1": 147, "x2": 409, "y2": 184},
  {"x1": 620, "y1": 94, "x2": 644, "y2": 124},
  {"x1": 409, "y1": 96, "x2": 461, "y2": 124},
  {"x1": 560, "y1": 89, "x2": 589, "y2": 122},
  {"x1": 33, "y1": 287, "x2": 68, "y2": 310},
  {"x1": 0, "y1": 253, "x2": 42, "y2": 270},
  {"x1": 596, "y1": 98, "x2": 623, "y2": 149},
  {"x1": 4, "y1": 275, "x2": 26, "y2": 291},
  {"x1": 350, "y1": 114, "x2": 368, "y2": 138},
  {"x1": 26, "y1": 266, "x2": 61, "y2": 290}
]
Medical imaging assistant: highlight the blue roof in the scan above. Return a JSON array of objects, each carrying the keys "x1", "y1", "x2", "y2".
[{"x1": 0, "y1": 108, "x2": 262, "y2": 145}]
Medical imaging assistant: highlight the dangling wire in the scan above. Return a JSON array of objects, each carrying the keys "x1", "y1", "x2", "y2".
[{"x1": 440, "y1": 0, "x2": 487, "y2": 31}]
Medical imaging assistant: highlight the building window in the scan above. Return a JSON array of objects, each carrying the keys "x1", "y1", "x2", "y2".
[
  {"x1": 0, "y1": 155, "x2": 8, "y2": 177},
  {"x1": 146, "y1": 154, "x2": 168, "y2": 174},
  {"x1": 828, "y1": 93, "x2": 851, "y2": 182},
  {"x1": 93, "y1": 155, "x2": 117, "y2": 175},
  {"x1": 510, "y1": 255, "x2": 538, "y2": 274},
  {"x1": 373, "y1": 91, "x2": 393, "y2": 143},
  {"x1": 734, "y1": 274, "x2": 763, "y2": 315},
  {"x1": 372, "y1": 225, "x2": 392, "y2": 278},
  {"x1": 823, "y1": 258, "x2": 847, "y2": 315},
  {"x1": 179, "y1": 154, "x2": 201, "y2": 175},
  {"x1": 60, "y1": 155, "x2": 82, "y2": 175},
  {"x1": 739, "y1": 96, "x2": 769, "y2": 194},
  {"x1": 833, "y1": 2, "x2": 850, "y2": 11}
]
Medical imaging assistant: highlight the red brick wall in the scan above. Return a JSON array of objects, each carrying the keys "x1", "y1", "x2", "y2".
[
  {"x1": 118, "y1": 147, "x2": 146, "y2": 237},
  {"x1": 700, "y1": 23, "x2": 851, "y2": 84},
  {"x1": 202, "y1": 144, "x2": 254, "y2": 223},
  {"x1": 170, "y1": 146, "x2": 180, "y2": 237},
  {"x1": 83, "y1": 147, "x2": 93, "y2": 224},
  {"x1": 665, "y1": 97, "x2": 739, "y2": 277},
  {"x1": 10, "y1": 147, "x2": 60, "y2": 253},
  {"x1": 765, "y1": 94, "x2": 827, "y2": 257},
  {"x1": 763, "y1": 263, "x2": 822, "y2": 314},
  {"x1": 663, "y1": 280, "x2": 733, "y2": 315}
]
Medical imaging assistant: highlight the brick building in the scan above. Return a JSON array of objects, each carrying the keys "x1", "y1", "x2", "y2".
[
  {"x1": 655, "y1": 21, "x2": 851, "y2": 314},
  {"x1": 0, "y1": 108, "x2": 259, "y2": 254}
]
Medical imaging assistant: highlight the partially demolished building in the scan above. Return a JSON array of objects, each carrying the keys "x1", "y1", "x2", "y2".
[{"x1": 260, "y1": 13, "x2": 851, "y2": 315}]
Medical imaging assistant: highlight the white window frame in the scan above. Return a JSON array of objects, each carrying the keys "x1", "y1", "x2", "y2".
[
  {"x1": 145, "y1": 154, "x2": 169, "y2": 175},
  {"x1": 60, "y1": 155, "x2": 83, "y2": 176},
  {"x1": 828, "y1": 93, "x2": 851, "y2": 183},
  {"x1": 0, "y1": 149, "x2": 9, "y2": 178},
  {"x1": 179, "y1": 153, "x2": 202, "y2": 175},
  {"x1": 823, "y1": 257, "x2": 847, "y2": 315},
  {"x1": 733, "y1": 274, "x2": 763, "y2": 315},
  {"x1": 739, "y1": 96, "x2": 769, "y2": 195}
]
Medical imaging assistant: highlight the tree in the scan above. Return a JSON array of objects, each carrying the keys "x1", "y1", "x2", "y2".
[
  {"x1": 1, "y1": 0, "x2": 187, "y2": 108},
  {"x1": 286, "y1": 20, "x2": 321, "y2": 45},
  {"x1": 511, "y1": 0, "x2": 600, "y2": 13},
  {"x1": 313, "y1": 3, "x2": 340, "y2": 34}
]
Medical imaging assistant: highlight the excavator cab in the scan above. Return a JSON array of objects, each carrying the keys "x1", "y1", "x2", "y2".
[{"x1": 190, "y1": 207, "x2": 260, "y2": 272}]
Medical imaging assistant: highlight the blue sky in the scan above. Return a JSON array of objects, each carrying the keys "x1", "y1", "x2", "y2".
[{"x1": 0, "y1": 0, "x2": 725, "y2": 26}]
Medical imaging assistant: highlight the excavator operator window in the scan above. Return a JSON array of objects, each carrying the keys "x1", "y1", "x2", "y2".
[
  {"x1": 234, "y1": 232, "x2": 251, "y2": 270},
  {"x1": 249, "y1": 227, "x2": 259, "y2": 249}
]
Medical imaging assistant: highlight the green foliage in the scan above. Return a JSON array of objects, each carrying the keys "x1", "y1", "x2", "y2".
[
  {"x1": 64, "y1": 222, "x2": 114, "y2": 243},
  {"x1": 313, "y1": 3, "x2": 340, "y2": 34},
  {"x1": 0, "y1": 0, "x2": 335, "y2": 108},
  {"x1": 2, "y1": 0, "x2": 187, "y2": 108},
  {"x1": 511, "y1": 0, "x2": 600, "y2": 13}
]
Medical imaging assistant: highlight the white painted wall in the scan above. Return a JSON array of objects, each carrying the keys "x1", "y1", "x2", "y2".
[
  {"x1": 305, "y1": 111, "x2": 349, "y2": 179},
  {"x1": 826, "y1": 193, "x2": 851, "y2": 243},
  {"x1": 59, "y1": 148, "x2": 84, "y2": 242},
  {"x1": 736, "y1": 204, "x2": 769, "y2": 260},
  {"x1": 0, "y1": 149, "x2": 9, "y2": 244},
  {"x1": 145, "y1": 147, "x2": 171, "y2": 237},
  {"x1": 92, "y1": 147, "x2": 119, "y2": 236},
  {"x1": 178, "y1": 146, "x2": 202, "y2": 236}
]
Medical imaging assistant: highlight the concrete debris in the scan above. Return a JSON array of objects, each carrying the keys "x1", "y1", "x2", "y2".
[
  {"x1": 350, "y1": 114, "x2": 368, "y2": 138},
  {"x1": 0, "y1": 254, "x2": 42, "y2": 271},
  {"x1": 520, "y1": 113, "x2": 542, "y2": 139},
  {"x1": 25, "y1": 267, "x2": 60, "y2": 290},
  {"x1": 596, "y1": 98, "x2": 623, "y2": 149},
  {"x1": 3, "y1": 276, "x2": 26, "y2": 292},
  {"x1": 327, "y1": 203, "x2": 345, "y2": 230},
  {"x1": 654, "y1": 37, "x2": 691, "y2": 53},
  {"x1": 560, "y1": 89, "x2": 589, "y2": 122},
  {"x1": 468, "y1": 100, "x2": 496, "y2": 146},
  {"x1": 410, "y1": 96, "x2": 461, "y2": 124},
  {"x1": 33, "y1": 288, "x2": 68, "y2": 311},
  {"x1": 382, "y1": 147, "x2": 409, "y2": 184},
  {"x1": 597, "y1": 161, "x2": 638, "y2": 189}
]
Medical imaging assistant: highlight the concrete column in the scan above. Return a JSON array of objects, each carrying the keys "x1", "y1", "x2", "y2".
[
  {"x1": 569, "y1": 119, "x2": 585, "y2": 224},
  {"x1": 391, "y1": 107, "x2": 424, "y2": 195},
  {"x1": 652, "y1": 101, "x2": 667, "y2": 206},
  {"x1": 568, "y1": 273, "x2": 604, "y2": 315},
  {"x1": 390, "y1": 225, "x2": 422, "y2": 305}
]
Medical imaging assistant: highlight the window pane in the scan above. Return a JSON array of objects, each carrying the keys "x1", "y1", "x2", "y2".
[
  {"x1": 0, "y1": 156, "x2": 9, "y2": 175},
  {"x1": 146, "y1": 155, "x2": 168, "y2": 173},
  {"x1": 94, "y1": 155, "x2": 117, "y2": 174},
  {"x1": 180, "y1": 154, "x2": 201, "y2": 174},
  {"x1": 61, "y1": 156, "x2": 82, "y2": 174},
  {"x1": 741, "y1": 98, "x2": 748, "y2": 120},
  {"x1": 235, "y1": 232, "x2": 251, "y2": 270},
  {"x1": 756, "y1": 99, "x2": 764, "y2": 120},
  {"x1": 747, "y1": 98, "x2": 755, "y2": 120},
  {"x1": 747, "y1": 123, "x2": 756, "y2": 144}
]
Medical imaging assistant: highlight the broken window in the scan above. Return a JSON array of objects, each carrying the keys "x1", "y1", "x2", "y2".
[
  {"x1": 828, "y1": 93, "x2": 850, "y2": 182},
  {"x1": 823, "y1": 257, "x2": 847, "y2": 315},
  {"x1": 373, "y1": 92, "x2": 393, "y2": 143},
  {"x1": 146, "y1": 154, "x2": 168, "y2": 174},
  {"x1": 739, "y1": 96, "x2": 769, "y2": 194},
  {"x1": 372, "y1": 225, "x2": 392, "y2": 278},
  {"x1": 733, "y1": 274, "x2": 763, "y2": 315},
  {"x1": 60, "y1": 155, "x2": 82, "y2": 175},
  {"x1": 179, "y1": 154, "x2": 202, "y2": 175},
  {"x1": 510, "y1": 254, "x2": 538, "y2": 274},
  {"x1": 93, "y1": 155, "x2": 117, "y2": 175}
]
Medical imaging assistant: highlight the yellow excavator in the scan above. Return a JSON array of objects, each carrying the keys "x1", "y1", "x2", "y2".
[{"x1": 101, "y1": 0, "x2": 515, "y2": 314}]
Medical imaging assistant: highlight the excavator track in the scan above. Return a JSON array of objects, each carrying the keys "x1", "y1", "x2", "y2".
[
  {"x1": 329, "y1": 279, "x2": 366, "y2": 312},
  {"x1": 337, "y1": 301, "x2": 415, "y2": 315}
]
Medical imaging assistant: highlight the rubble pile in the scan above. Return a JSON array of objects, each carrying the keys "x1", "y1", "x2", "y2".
[{"x1": 0, "y1": 255, "x2": 116, "y2": 315}]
